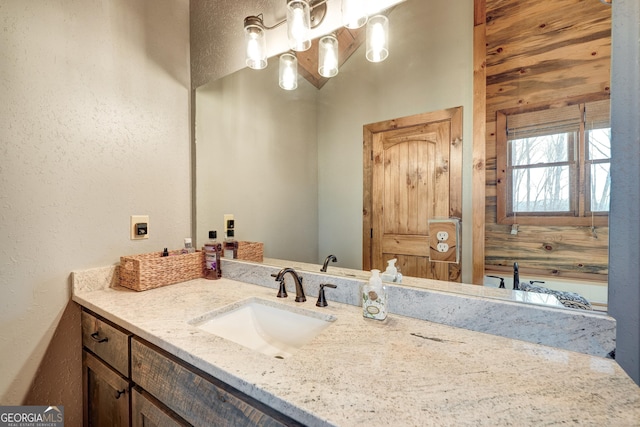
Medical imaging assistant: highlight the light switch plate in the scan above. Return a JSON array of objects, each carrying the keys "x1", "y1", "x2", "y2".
[{"x1": 130, "y1": 215, "x2": 149, "y2": 240}]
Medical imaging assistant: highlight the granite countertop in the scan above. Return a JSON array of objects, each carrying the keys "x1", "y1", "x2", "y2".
[{"x1": 72, "y1": 273, "x2": 640, "y2": 426}]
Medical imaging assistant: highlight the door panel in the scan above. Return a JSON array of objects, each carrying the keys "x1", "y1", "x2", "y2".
[{"x1": 363, "y1": 108, "x2": 463, "y2": 282}]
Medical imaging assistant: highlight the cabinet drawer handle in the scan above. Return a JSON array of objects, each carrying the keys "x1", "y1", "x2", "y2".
[
  {"x1": 90, "y1": 332, "x2": 109, "y2": 343},
  {"x1": 115, "y1": 389, "x2": 126, "y2": 399}
]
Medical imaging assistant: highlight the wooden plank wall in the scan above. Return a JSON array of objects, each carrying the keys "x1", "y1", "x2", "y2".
[
  {"x1": 472, "y1": 0, "x2": 487, "y2": 284},
  {"x1": 484, "y1": 0, "x2": 611, "y2": 281}
]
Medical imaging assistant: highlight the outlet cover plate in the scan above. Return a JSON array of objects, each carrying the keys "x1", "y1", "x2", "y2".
[
  {"x1": 428, "y1": 218, "x2": 460, "y2": 263},
  {"x1": 131, "y1": 215, "x2": 149, "y2": 240},
  {"x1": 224, "y1": 214, "x2": 234, "y2": 233}
]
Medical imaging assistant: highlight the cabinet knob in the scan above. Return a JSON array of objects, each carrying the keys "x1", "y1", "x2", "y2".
[{"x1": 115, "y1": 389, "x2": 126, "y2": 399}]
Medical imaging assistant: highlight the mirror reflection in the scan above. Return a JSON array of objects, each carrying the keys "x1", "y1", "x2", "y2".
[
  {"x1": 196, "y1": 0, "x2": 473, "y2": 272},
  {"x1": 195, "y1": 0, "x2": 611, "y2": 312},
  {"x1": 482, "y1": 0, "x2": 611, "y2": 311}
]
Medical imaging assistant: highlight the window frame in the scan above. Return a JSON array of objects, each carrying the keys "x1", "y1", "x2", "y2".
[{"x1": 496, "y1": 98, "x2": 610, "y2": 227}]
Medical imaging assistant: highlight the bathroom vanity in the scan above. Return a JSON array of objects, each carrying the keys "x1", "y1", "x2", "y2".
[{"x1": 72, "y1": 262, "x2": 640, "y2": 426}]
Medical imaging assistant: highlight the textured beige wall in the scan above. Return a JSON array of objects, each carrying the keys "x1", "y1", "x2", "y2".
[
  {"x1": 195, "y1": 63, "x2": 319, "y2": 261},
  {"x1": 0, "y1": 0, "x2": 191, "y2": 423}
]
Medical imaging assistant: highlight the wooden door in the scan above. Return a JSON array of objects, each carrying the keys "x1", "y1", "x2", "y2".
[{"x1": 363, "y1": 107, "x2": 463, "y2": 281}]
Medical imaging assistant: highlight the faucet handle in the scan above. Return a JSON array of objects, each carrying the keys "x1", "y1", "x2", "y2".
[
  {"x1": 487, "y1": 275, "x2": 505, "y2": 289},
  {"x1": 272, "y1": 273, "x2": 288, "y2": 298},
  {"x1": 316, "y1": 284, "x2": 337, "y2": 307},
  {"x1": 276, "y1": 279, "x2": 287, "y2": 298}
]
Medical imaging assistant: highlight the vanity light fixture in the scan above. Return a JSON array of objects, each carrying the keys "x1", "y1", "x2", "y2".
[
  {"x1": 244, "y1": 0, "x2": 391, "y2": 89},
  {"x1": 366, "y1": 15, "x2": 389, "y2": 63},
  {"x1": 342, "y1": 0, "x2": 368, "y2": 29},
  {"x1": 318, "y1": 34, "x2": 339, "y2": 77},
  {"x1": 244, "y1": 0, "x2": 328, "y2": 67},
  {"x1": 279, "y1": 52, "x2": 299, "y2": 90}
]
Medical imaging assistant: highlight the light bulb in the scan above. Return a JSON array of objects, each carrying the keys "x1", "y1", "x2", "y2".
[
  {"x1": 244, "y1": 17, "x2": 267, "y2": 70},
  {"x1": 366, "y1": 15, "x2": 389, "y2": 63},
  {"x1": 287, "y1": 0, "x2": 311, "y2": 51},
  {"x1": 342, "y1": 0, "x2": 367, "y2": 29},
  {"x1": 318, "y1": 35, "x2": 339, "y2": 78},
  {"x1": 279, "y1": 53, "x2": 298, "y2": 90}
]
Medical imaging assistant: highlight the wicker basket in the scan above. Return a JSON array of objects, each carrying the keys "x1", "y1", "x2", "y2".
[
  {"x1": 236, "y1": 241, "x2": 264, "y2": 262},
  {"x1": 119, "y1": 250, "x2": 204, "y2": 291}
]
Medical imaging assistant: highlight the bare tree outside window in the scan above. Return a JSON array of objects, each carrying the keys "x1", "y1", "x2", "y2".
[
  {"x1": 509, "y1": 133, "x2": 573, "y2": 213},
  {"x1": 587, "y1": 128, "x2": 611, "y2": 212}
]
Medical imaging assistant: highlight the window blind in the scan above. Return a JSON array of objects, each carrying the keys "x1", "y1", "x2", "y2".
[
  {"x1": 585, "y1": 99, "x2": 610, "y2": 131},
  {"x1": 506, "y1": 105, "x2": 581, "y2": 140},
  {"x1": 506, "y1": 100, "x2": 611, "y2": 139}
]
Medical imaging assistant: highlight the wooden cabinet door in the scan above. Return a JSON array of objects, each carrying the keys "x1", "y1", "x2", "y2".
[
  {"x1": 83, "y1": 350, "x2": 130, "y2": 427},
  {"x1": 132, "y1": 388, "x2": 189, "y2": 427},
  {"x1": 364, "y1": 107, "x2": 463, "y2": 281}
]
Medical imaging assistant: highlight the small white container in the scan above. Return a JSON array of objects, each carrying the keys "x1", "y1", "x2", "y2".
[
  {"x1": 381, "y1": 258, "x2": 398, "y2": 282},
  {"x1": 362, "y1": 269, "x2": 388, "y2": 321}
]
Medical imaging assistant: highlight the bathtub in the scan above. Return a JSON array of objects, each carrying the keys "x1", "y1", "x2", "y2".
[{"x1": 484, "y1": 275, "x2": 608, "y2": 310}]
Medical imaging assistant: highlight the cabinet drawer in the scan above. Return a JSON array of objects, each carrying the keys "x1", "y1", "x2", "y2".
[
  {"x1": 82, "y1": 310, "x2": 131, "y2": 377},
  {"x1": 131, "y1": 338, "x2": 302, "y2": 427}
]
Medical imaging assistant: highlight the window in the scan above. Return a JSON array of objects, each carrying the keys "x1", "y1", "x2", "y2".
[{"x1": 496, "y1": 99, "x2": 610, "y2": 226}]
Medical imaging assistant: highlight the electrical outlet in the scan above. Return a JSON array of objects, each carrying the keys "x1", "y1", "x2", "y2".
[
  {"x1": 223, "y1": 214, "x2": 234, "y2": 234},
  {"x1": 428, "y1": 218, "x2": 460, "y2": 263},
  {"x1": 130, "y1": 215, "x2": 149, "y2": 240},
  {"x1": 437, "y1": 242, "x2": 449, "y2": 253}
]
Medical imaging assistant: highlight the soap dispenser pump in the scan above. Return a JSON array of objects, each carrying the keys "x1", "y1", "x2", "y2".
[
  {"x1": 362, "y1": 269, "x2": 387, "y2": 321},
  {"x1": 381, "y1": 258, "x2": 398, "y2": 282}
]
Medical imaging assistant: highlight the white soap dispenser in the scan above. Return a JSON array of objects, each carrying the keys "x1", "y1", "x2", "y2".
[
  {"x1": 362, "y1": 269, "x2": 388, "y2": 321},
  {"x1": 381, "y1": 258, "x2": 398, "y2": 282}
]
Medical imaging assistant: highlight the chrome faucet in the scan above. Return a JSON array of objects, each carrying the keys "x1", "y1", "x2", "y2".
[
  {"x1": 274, "y1": 268, "x2": 306, "y2": 302},
  {"x1": 513, "y1": 262, "x2": 520, "y2": 290},
  {"x1": 320, "y1": 254, "x2": 337, "y2": 272}
]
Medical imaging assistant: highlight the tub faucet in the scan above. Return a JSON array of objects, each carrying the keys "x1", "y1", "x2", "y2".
[
  {"x1": 513, "y1": 262, "x2": 520, "y2": 290},
  {"x1": 320, "y1": 254, "x2": 337, "y2": 272},
  {"x1": 487, "y1": 275, "x2": 505, "y2": 288},
  {"x1": 274, "y1": 268, "x2": 306, "y2": 302}
]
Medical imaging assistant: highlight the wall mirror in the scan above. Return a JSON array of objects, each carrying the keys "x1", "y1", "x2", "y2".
[{"x1": 194, "y1": 0, "x2": 611, "y2": 312}]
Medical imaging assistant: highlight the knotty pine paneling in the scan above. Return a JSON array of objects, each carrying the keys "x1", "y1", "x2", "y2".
[{"x1": 484, "y1": 0, "x2": 611, "y2": 280}]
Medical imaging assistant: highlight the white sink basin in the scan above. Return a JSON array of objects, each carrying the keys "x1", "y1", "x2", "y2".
[{"x1": 190, "y1": 297, "x2": 336, "y2": 358}]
